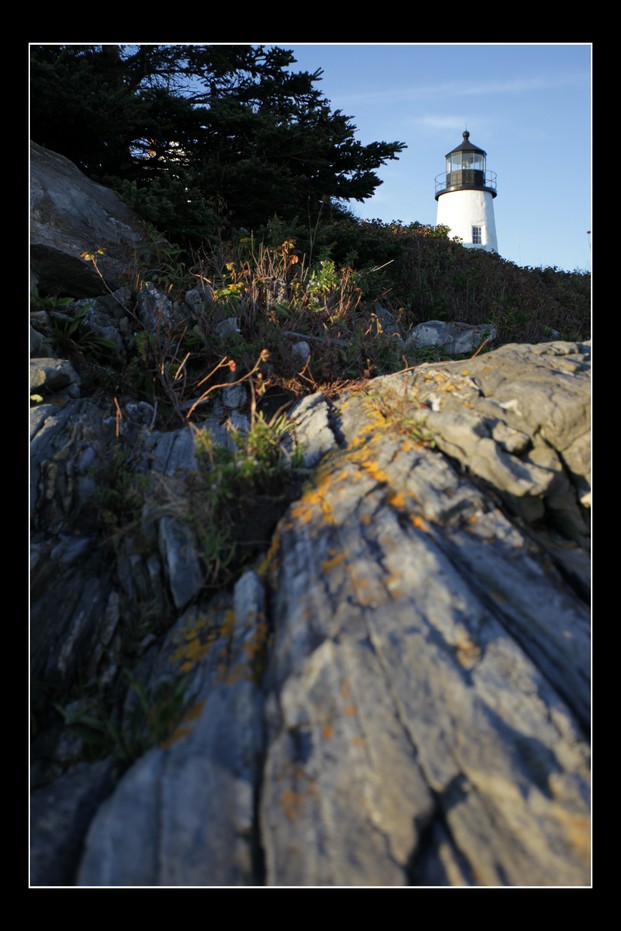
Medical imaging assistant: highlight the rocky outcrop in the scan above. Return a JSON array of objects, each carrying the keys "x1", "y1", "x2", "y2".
[
  {"x1": 30, "y1": 141, "x2": 149, "y2": 295},
  {"x1": 31, "y1": 335, "x2": 591, "y2": 886}
]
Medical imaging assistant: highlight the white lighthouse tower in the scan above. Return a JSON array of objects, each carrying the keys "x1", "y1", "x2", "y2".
[{"x1": 435, "y1": 130, "x2": 498, "y2": 253}]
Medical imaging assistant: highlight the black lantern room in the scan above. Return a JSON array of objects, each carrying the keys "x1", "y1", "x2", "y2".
[{"x1": 435, "y1": 131, "x2": 497, "y2": 200}]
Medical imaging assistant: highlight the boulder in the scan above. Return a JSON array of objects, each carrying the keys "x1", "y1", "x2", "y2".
[
  {"x1": 215, "y1": 317, "x2": 241, "y2": 341},
  {"x1": 405, "y1": 319, "x2": 497, "y2": 355},
  {"x1": 30, "y1": 141, "x2": 149, "y2": 296},
  {"x1": 30, "y1": 357, "x2": 80, "y2": 399},
  {"x1": 291, "y1": 340, "x2": 311, "y2": 367}
]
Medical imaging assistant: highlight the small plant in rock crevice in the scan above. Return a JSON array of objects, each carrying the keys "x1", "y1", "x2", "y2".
[
  {"x1": 364, "y1": 387, "x2": 437, "y2": 451},
  {"x1": 30, "y1": 287, "x2": 76, "y2": 314},
  {"x1": 55, "y1": 670, "x2": 191, "y2": 767},
  {"x1": 92, "y1": 444, "x2": 151, "y2": 535},
  {"x1": 153, "y1": 410, "x2": 306, "y2": 590}
]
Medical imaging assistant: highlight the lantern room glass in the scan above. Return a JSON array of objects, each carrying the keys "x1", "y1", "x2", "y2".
[{"x1": 447, "y1": 151, "x2": 486, "y2": 173}]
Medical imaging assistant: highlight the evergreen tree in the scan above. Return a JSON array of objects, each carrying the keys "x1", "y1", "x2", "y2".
[{"x1": 30, "y1": 44, "x2": 406, "y2": 244}]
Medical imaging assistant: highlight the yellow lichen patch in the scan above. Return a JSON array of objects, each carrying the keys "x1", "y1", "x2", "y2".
[
  {"x1": 161, "y1": 725, "x2": 192, "y2": 747},
  {"x1": 257, "y1": 530, "x2": 282, "y2": 580},
  {"x1": 281, "y1": 789, "x2": 304, "y2": 821},
  {"x1": 399, "y1": 437, "x2": 421, "y2": 455},
  {"x1": 359, "y1": 459, "x2": 391, "y2": 485},
  {"x1": 344, "y1": 705, "x2": 357, "y2": 717},
  {"x1": 327, "y1": 467, "x2": 353, "y2": 489},
  {"x1": 322, "y1": 724, "x2": 334, "y2": 739},
  {"x1": 320, "y1": 502, "x2": 337, "y2": 527},
  {"x1": 278, "y1": 764, "x2": 317, "y2": 820},
  {"x1": 172, "y1": 612, "x2": 211, "y2": 646},
  {"x1": 387, "y1": 492, "x2": 407, "y2": 510},
  {"x1": 289, "y1": 501, "x2": 315, "y2": 526},
  {"x1": 242, "y1": 619, "x2": 265, "y2": 658},
  {"x1": 290, "y1": 475, "x2": 337, "y2": 528},
  {"x1": 340, "y1": 679, "x2": 351, "y2": 699},
  {"x1": 209, "y1": 608, "x2": 237, "y2": 679},
  {"x1": 224, "y1": 665, "x2": 246, "y2": 686},
  {"x1": 410, "y1": 514, "x2": 429, "y2": 532},
  {"x1": 222, "y1": 609, "x2": 236, "y2": 633},
  {"x1": 345, "y1": 570, "x2": 382, "y2": 607},
  {"x1": 558, "y1": 811, "x2": 591, "y2": 864},
  {"x1": 159, "y1": 700, "x2": 206, "y2": 749},
  {"x1": 352, "y1": 736, "x2": 365, "y2": 747},
  {"x1": 360, "y1": 514, "x2": 373, "y2": 526},
  {"x1": 455, "y1": 637, "x2": 481, "y2": 669},
  {"x1": 170, "y1": 624, "x2": 220, "y2": 674},
  {"x1": 383, "y1": 571, "x2": 405, "y2": 598},
  {"x1": 349, "y1": 405, "x2": 390, "y2": 450},
  {"x1": 237, "y1": 616, "x2": 270, "y2": 684},
  {"x1": 183, "y1": 700, "x2": 205, "y2": 723},
  {"x1": 321, "y1": 549, "x2": 347, "y2": 573},
  {"x1": 311, "y1": 453, "x2": 344, "y2": 488}
]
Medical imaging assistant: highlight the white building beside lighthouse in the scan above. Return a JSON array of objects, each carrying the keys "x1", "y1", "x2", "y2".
[{"x1": 435, "y1": 131, "x2": 498, "y2": 253}]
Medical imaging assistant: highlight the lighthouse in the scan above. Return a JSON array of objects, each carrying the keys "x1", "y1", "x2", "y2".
[{"x1": 435, "y1": 131, "x2": 498, "y2": 253}]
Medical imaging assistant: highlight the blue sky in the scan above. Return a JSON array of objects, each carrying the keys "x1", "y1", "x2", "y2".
[{"x1": 272, "y1": 43, "x2": 591, "y2": 273}]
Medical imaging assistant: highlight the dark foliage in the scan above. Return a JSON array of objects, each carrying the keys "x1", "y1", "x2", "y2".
[{"x1": 30, "y1": 44, "x2": 405, "y2": 246}]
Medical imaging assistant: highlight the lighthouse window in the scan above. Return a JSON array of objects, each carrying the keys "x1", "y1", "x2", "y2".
[{"x1": 472, "y1": 226, "x2": 482, "y2": 244}]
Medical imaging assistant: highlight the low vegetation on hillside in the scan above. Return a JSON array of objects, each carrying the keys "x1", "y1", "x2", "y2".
[{"x1": 86, "y1": 213, "x2": 589, "y2": 422}]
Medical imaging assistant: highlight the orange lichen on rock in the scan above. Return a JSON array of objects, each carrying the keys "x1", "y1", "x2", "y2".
[
  {"x1": 387, "y1": 491, "x2": 407, "y2": 509},
  {"x1": 232, "y1": 613, "x2": 270, "y2": 685},
  {"x1": 383, "y1": 570, "x2": 405, "y2": 598},
  {"x1": 170, "y1": 614, "x2": 219, "y2": 674},
  {"x1": 281, "y1": 789, "x2": 303, "y2": 821},
  {"x1": 159, "y1": 700, "x2": 206, "y2": 749},
  {"x1": 343, "y1": 569, "x2": 382, "y2": 607},
  {"x1": 321, "y1": 549, "x2": 347, "y2": 573},
  {"x1": 455, "y1": 636, "x2": 481, "y2": 669},
  {"x1": 257, "y1": 530, "x2": 282, "y2": 582},
  {"x1": 359, "y1": 459, "x2": 391, "y2": 485},
  {"x1": 289, "y1": 461, "x2": 341, "y2": 529},
  {"x1": 558, "y1": 811, "x2": 591, "y2": 865}
]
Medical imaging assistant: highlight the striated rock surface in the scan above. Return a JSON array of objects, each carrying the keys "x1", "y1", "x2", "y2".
[{"x1": 31, "y1": 333, "x2": 590, "y2": 887}]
